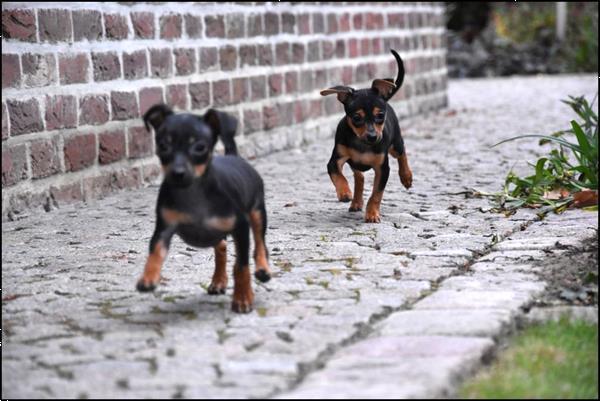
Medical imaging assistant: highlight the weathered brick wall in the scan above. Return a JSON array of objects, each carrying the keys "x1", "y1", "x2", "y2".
[{"x1": 2, "y1": 2, "x2": 447, "y2": 220}]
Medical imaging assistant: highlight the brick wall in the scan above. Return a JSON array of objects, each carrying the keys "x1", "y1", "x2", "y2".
[{"x1": 2, "y1": 2, "x2": 447, "y2": 220}]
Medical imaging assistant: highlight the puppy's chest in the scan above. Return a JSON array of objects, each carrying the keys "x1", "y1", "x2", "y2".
[
  {"x1": 336, "y1": 144, "x2": 385, "y2": 168},
  {"x1": 160, "y1": 204, "x2": 236, "y2": 233}
]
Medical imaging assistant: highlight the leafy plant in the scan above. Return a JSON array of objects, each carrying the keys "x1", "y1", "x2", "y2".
[{"x1": 476, "y1": 94, "x2": 598, "y2": 216}]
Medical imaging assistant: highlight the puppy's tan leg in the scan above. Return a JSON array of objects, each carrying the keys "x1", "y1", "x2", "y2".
[{"x1": 208, "y1": 240, "x2": 228, "y2": 294}]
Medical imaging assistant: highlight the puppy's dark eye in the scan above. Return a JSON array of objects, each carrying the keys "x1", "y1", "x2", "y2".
[
  {"x1": 374, "y1": 112, "x2": 385, "y2": 124},
  {"x1": 157, "y1": 140, "x2": 172, "y2": 154},
  {"x1": 351, "y1": 114, "x2": 364, "y2": 126},
  {"x1": 190, "y1": 142, "x2": 207, "y2": 156}
]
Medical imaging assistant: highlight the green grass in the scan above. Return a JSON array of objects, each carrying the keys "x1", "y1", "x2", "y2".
[{"x1": 460, "y1": 318, "x2": 598, "y2": 399}]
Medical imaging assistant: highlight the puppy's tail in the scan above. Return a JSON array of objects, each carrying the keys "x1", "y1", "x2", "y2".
[{"x1": 383, "y1": 49, "x2": 405, "y2": 102}]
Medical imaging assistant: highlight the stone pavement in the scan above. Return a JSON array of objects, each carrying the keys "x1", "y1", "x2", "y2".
[{"x1": 2, "y1": 74, "x2": 597, "y2": 399}]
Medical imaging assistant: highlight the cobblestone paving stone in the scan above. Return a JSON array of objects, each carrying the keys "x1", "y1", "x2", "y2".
[{"x1": 2, "y1": 75, "x2": 597, "y2": 398}]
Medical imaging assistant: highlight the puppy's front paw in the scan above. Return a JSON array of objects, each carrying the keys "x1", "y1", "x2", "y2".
[
  {"x1": 337, "y1": 191, "x2": 352, "y2": 202},
  {"x1": 365, "y1": 210, "x2": 381, "y2": 223},
  {"x1": 136, "y1": 278, "x2": 157, "y2": 292},
  {"x1": 400, "y1": 169, "x2": 413, "y2": 189},
  {"x1": 231, "y1": 298, "x2": 254, "y2": 313},
  {"x1": 255, "y1": 268, "x2": 271, "y2": 283},
  {"x1": 207, "y1": 282, "x2": 227, "y2": 295}
]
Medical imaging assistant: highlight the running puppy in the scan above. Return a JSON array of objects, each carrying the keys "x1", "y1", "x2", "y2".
[
  {"x1": 320, "y1": 49, "x2": 413, "y2": 223},
  {"x1": 136, "y1": 104, "x2": 271, "y2": 313}
]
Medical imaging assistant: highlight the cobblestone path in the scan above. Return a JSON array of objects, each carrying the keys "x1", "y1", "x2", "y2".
[{"x1": 2, "y1": 75, "x2": 597, "y2": 398}]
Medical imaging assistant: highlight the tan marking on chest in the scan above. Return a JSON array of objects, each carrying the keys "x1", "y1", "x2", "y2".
[
  {"x1": 336, "y1": 144, "x2": 385, "y2": 167},
  {"x1": 205, "y1": 215, "x2": 236, "y2": 232},
  {"x1": 161, "y1": 208, "x2": 194, "y2": 225}
]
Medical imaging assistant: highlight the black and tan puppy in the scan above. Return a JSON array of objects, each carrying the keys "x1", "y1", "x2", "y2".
[
  {"x1": 136, "y1": 104, "x2": 271, "y2": 313},
  {"x1": 320, "y1": 49, "x2": 413, "y2": 223}
]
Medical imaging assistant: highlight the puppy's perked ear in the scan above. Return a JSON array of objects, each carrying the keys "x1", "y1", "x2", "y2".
[
  {"x1": 204, "y1": 109, "x2": 239, "y2": 156},
  {"x1": 371, "y1": 79, "x2": 396, "y2": 98},
  {"x1": 143, "y1": 104, "x2": 174, "y2": 132},
  {"x1": 320, "y1": 85, "x2": 354, "y2": 104}
]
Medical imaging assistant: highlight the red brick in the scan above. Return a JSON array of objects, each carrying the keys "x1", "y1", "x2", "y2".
[
  {"x1": 123, "y1": 50, "x2": 148, "y2": 80},
  {"x1": 226, "y1": 13, "x2": 245, "y2": 39},
  {"x1": 80, "y1": 94, "x2": 109, "y2": 126},
  {"x1": 268, "y1": 73, "x2": 283, "y2": 97},
  {"x1": 219, "y1": 45, "x2": 237, "y2": 71},
  {"x1": 360, "y1": 38, "x2": 371, "y2": 56},
  {"x1": 250, "y1": 76, "x2": 266, "y2": 101},
  {"x1": 262, "y1": 105, "x2": 278, "y2": 131},
  {"x1": 59, "y1": 53, "x2": 89, "y2": 85},
  {"x1": 243, "y1": 109, "x2": 261, "y2": 135},
  {"x1": 30, "y1": 137, "x2": 61, "y2": 179},
  {"x1": 314, "y1": 69, "x2": 327, "y2": 89},
  {"x1": 185, "y1": 14, "x2": 203, "y2": 38},
  {"x1": 174, "y1": 48, "x2": 196, "y2": 76},
  {"x1": 104, "y1": 13, "x2": 129, "y2": 40},
  {"x1": 282, "y1": 13, "x2": 295, "y2": 34},
  {"x1": 73, "y1": 10, "x2": 102, "y2": 41},
  {"x1": 291, "y1": 43, "x2": 305, "y2": 64},
  {"x1": 7, "y1": 98, "x2": 43, "y2": 136},
  {"x1": 22, "y1": 53, "x2": 56, "y2": 87},
  {"x1": 264, "y1": 12, "x2": 279, "y2": 36},
  {"x1": 111, "y1": 91, "x2": 138, "y2": 120},
  {"x1": 231, "y1": 78, "x2": 248, "y2": 105},
  {"x1": 307, "y1": 41, "x2": 320, "y2": 62},
  {"x1": 199, "y1": 47, "x2": 218, "y2": 71},
  {"x1": 2, "y1": 9, "x2": 36, "y2": 42},
  {"x1": 336, "y1": 39, "x2": 346, "y2": 59},
  {"x1": 298, "y1": 13, "x2": 310, "y2": 35},
  {"x1": 49, "y1": 182, "x2": 83, "y2": 204},
  {"x1": 349, "y1": 39, "x2": 359, "y2": 58},
  {"x1": 189, "y1": 82, "x2": 210, "y2": 109},
  {"x1": 166, "y1": 84, "x2": 188, "y2": 110},
  {"x1": 327, "y1": 13, "x2": 338, "y2": 34},
  {"x1": 150, "y1": 48, "x2": 173, "y2": 78},
  {"x1": 2, "y1": 103, "x2": 8, "y2": 141},
  {"x1": 275, "y1": 43, "x2": 290, "y2": 66},
  {"x1": 322, "y1": 40, "x2": 335, "y2": 60},
  {"x1": 160, "y1": 14, "x2": 182, "y2": 40},
  {"x1": 366, "y1": 13, "x2": 384, "y2": 30},
  {"x1": 2, "y1": 144, "x2": 28, "y2": 186},
  {"x1": 205, "y1": 15, "x2": 225, "y2": 38},
  {"x1": 339, "y1": 13, "x2": 350, "y2": 32},
  {"x1": 64, "y1": 133, "x2": 96, "y2": 172},
  {"x1": 258, "y1": 44, "x2": 273, "y2": 66},
  {"x1": 92, "y1": 52, "x2": 121, "y2": 82},
  {"x1": 239, "y1": 45, "x2": 257, "y2": 67},
  {"x1": 285, "y1": 71, "x2": 298, "y2": 94},
  {"x1": 128, "y1": 126, "x2": 153, "y2": 159},
  {"x1": 45, "y1": 95, "x2": 76, "y2": 130},
  {"x1": 98, "y1": 130, "x2": 126, "y2": 165},
  {"x1": 312, "y1": 13, "x2": 324, "y2": 33},
  {"x1": 247, "y1": 13, "x2": 262, "y2": 37},
  {"x1": 212, "y1": 79, "x2": 231, "y2": 107},
  {"x1": 388, "y1": 12, "x2": 405, "y2": 29},
  {"x1": 2, "y1": 54, "x2": 21, "y2": 89},
  {"x1": 353, "y1": 14, "x2": 363, "y2": 30},
  {"x1": 139, "y1": 87, "x2": 164, "y2": 116},
  {"x1": 371, "y1": 38, "x2": 382, "y2": 55},
  {"x1": 342, "y1": 66, "x2": 353, "y2": 85},
  {"x1": 309, "y1": 99, "x2": 323, "y2": 118},
  {"x1": 131, "y1": 12, "x2": 155, "y2": 39},
  {"x1": 38, "y1": 9, "x2": 72, "y2": 43}
]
